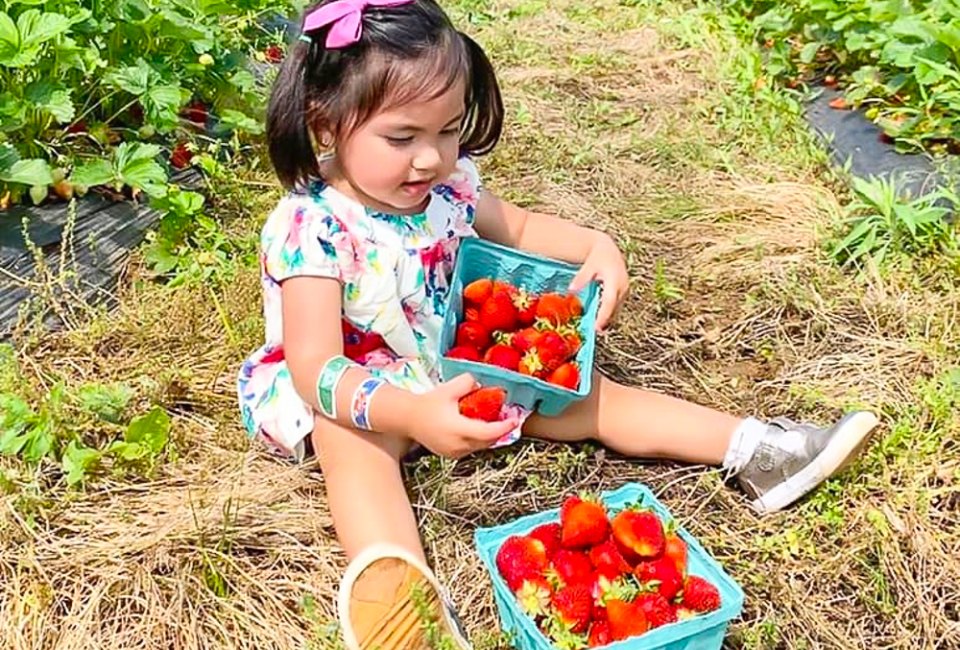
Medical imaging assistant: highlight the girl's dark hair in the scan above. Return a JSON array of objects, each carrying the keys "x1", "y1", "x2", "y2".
[{"x1": 267, "y1": 0, "x2": 504, "y2": 188}]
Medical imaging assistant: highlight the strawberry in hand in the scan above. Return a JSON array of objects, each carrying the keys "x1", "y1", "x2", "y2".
[{"x1": 458, "y1": 386, "x2": 506, "y2": 422}]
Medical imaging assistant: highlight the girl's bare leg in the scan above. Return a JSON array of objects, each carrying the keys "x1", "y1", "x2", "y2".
[
  {"x1": 313, "y1": 418, "x2": 470, "y2": 649},
  {"x1": 523, "y1": 373, "x2": 740, "y2": 463},
  {"x1": 523, "y1": 372, "x2": 878, "y2": 515},
  {"x1": 311, "y1": 416, "x2": 423, "y2": 561}
]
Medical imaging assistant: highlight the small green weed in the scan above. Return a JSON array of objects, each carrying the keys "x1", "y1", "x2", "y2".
[
  {"x1": 410, "y1": 582, "x2": 459, "y2": 650},
  {"x1": 0, "y1": 344, "x2": 171, "y2": 487},
  {"x1": 652, "y1": 259, "x2": 684, "y2": 311},
  {"x1": 143, "y1": 184, "x2": 257, "y2": 287},
  {"x1": 826, "y1": 176, "x2": 959, "y2": 268},
  {"x1": 301, "y1": 593, "x2": 345, "y2": 650}
]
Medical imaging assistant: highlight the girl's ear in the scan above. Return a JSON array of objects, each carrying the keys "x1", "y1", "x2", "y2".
[
  {"x1": 308, "y1": 109, "x2": 336, "y2": 161},
  {"x1": 315, "y1": 128, "x2": 336, "y2": 163}
]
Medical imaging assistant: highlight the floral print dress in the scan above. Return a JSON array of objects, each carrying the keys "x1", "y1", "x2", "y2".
[{"x1": 236, "y1": 157, "x2": 522, "y2": 460}]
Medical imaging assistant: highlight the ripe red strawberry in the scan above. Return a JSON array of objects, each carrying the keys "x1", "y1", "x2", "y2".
[
  {"x1": 563, "y1": 330, "x2": 583, "y2": 357},
  {"x1": 456, "y1": 321, "x2": 490, "y2": 349},
  {"x1": 551, "y1": 549, "x2": 593, "y2": 586},
  {"x1": 518, "y1": 350, "x2": 545, "y2": 378},
  {"x1": 463, "y1": 278, "x2": 493, "y2": 305},
  {"x1": 458, "y1": 386, "x2": 506, "y2": 422},
  {"x1": 663, "y1": 524, "x2": 688, "y2": 575},
  {"x1": 536, "y1": 293, "x2": 573, "y2": 325},
  {"x1": 464, "y1": 306, "x2": 480, "y2": 322},
  {"x1": 589, "y1": 538, "x2": 631, "y2": 580},
  {"x1": 551, "y1": 583, "x2": 593, "y2": 633},
  {"x1": 65, "y1": 120, "x2": 88, "y2": 134},
  {"x1": 606, "y1": 597, "x2": 648, "y2": 641},
  {"x1": 635, "y1": 592, "x2": 677, "y2": 629},
  {"x1": 492, "y1": 280, "x2": 517, "y2": 299},
  {"x1": 588, "y1": 620, "x2": 611, "y2": 647},
  {"x1": 634, "y1": 557, "x2": 683, "y2": 600},
  {"x1": 513, "y1": 289, "x2": 539, "y2": 326},
  {"x1": 495, "y1": 536, "x2": 548, "y2": 591},
  {"x1": 547, "y1": 362, "x2": 580, "y2": 390},
  {"x1": 483, "y1": 344, "x2": 521, "y2": 371},
  {"x1": 181, "y1": 100, "x2": 208, "y2": 125},
  {"x1": 528, "y1": 523, "x2": 561, "y2": 559},
  {"x1": 560, "y1": 496, "x2": 609, "y2": 549},
  {"x1": 170, "y1": 142, "x2": 193, "y2": 169},
  {"x1": 515, "y1": 576, "x2": 552, "y2": 618},
  {"x1": 445, "y1": 346, "x2": 481, "y2": 362},
  {"x1": 264, "y1": 44, "x2": 284, "y2": 63},
  {"x1": 560, "y1": 495, "x2": 583, "y2": 521},
  {"x1": 680, "y1": 575, "x2": 721, "y2": 613},
  {"x1": 567, "y1": 294, "x2": 584, "y2": 319},
  {"x1": 611, "y1": 508, "x2": 665, "y2": 562},
  {"x1": 511, "y1": 327, "x2": 541, "y2": 354},
  {"x1": 535, "y1": 331, "x2": 569, "y2": 372},
  {"x1": 479, "y1": 292, "x2": 518, "y2": 332}
]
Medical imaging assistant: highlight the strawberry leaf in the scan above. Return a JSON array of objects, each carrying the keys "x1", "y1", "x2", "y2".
[
  {"x1": 115, "y1": 142, "x2": 167, "y2": 197},
  {"x1": 70, "y1": 159, "x2": 113, "y2": 188},
  {"x1": 124, "y1": 406, "x2": 170, "y2": 454},
  {"x1": 25, "y1": 80, "x2": 74, "y2": 122},
  {"x1": 219, "y1": 109, "x2": 264, "y2": 135},
  {"x1": 0, "y1": 144, "x2": 53, "y2": 186},
  {"x1": 61, "y1": 440, "x2": 101, "y2": 486},
  {"x1": 0, "y1": 10, "x2": 73, "y2": 68}
]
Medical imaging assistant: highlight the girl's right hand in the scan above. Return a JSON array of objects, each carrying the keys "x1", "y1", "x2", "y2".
[{"x1": 410, "y1": 374, "x2": 519, "y2": 459}]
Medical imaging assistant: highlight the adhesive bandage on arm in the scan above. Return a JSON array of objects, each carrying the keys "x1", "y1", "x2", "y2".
[
  {"x1": 315, "y1": 355, "x2": 359, "y2": 420},
  {"x1": 349, "y1": 377, "x2": 387, "y2": 431}
]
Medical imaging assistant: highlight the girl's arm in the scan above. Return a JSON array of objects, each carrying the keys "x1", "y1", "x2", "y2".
[
  {"x1": 473, "y1": 190, "x2": 630, "y2": 329},
  {"x1": 282, "y1": 277, "x2": 417, "y2": 437},
  {"x1": 472, "y1": 190, "x2": 614, "y2": 264},
  {"x1": 280, "y1": 276, "x2": 517, "y2": 454}
]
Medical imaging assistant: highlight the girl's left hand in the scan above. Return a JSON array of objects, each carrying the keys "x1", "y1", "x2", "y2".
[{"x1": 569, "y1": 232, "x2": 631, "y2": 331}]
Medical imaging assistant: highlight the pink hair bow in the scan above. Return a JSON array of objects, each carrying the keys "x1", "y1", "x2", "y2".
[{"x1": 303, "y1": 0, "x2": 415, "y2": 49}]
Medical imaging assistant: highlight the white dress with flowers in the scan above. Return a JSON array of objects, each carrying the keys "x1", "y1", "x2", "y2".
[{"x1": 236, "y1": 157, "x2": 522, "y2": 459}]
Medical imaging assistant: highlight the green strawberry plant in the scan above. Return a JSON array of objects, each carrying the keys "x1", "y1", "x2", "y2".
[
  {"x1": 726, "y1": 0, "x2": 960, "y2": 154},
  {"x1": 0, "y1": 344, "x2": 172, "y2": 487},
  {"x1": 0, "y1": 0, "x2": 296, "y2": 208}
]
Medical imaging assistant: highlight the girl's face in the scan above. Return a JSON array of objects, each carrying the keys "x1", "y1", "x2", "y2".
[{"x1": 327, "y1": 79, "x2": 466, "y2": 214}]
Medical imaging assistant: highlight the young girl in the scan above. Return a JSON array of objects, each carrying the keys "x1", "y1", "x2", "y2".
[{"x1": 237, "y1": 0, "x2": 879, "y2": 646}]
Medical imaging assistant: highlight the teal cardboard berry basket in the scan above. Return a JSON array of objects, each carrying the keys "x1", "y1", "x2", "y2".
[
  {"x1": 438, "y1": 237, "x2": 601, "y2": 417},
  {"x1": 474, "y1": 483, "x2": 745, "y2": 650}
]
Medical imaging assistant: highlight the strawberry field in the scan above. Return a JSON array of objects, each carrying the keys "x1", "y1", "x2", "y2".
[
  {"x1": 1, "y1": 0, "x2": 959, "y2": 649},
  {"x1": 0, "y1": 0, "x2": 294, "y2": 209},
  {"x1": 728, "y1": 0, "x2": 960, "y2": 154}
]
